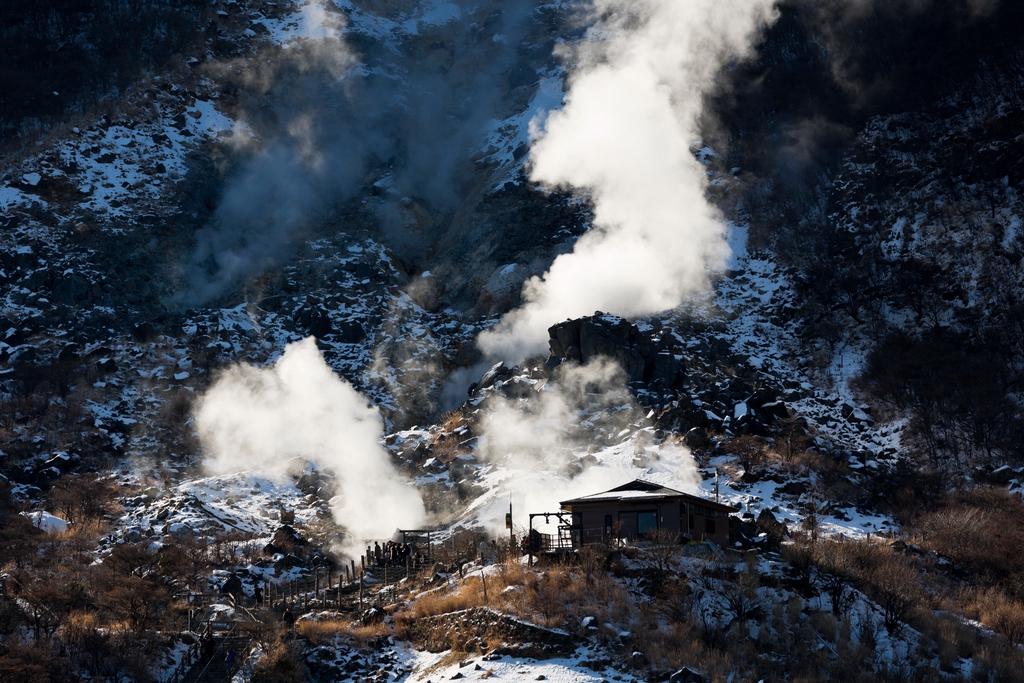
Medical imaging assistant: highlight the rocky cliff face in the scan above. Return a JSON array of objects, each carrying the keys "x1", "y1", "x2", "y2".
[{"x1": 546, "y1": 314, "x2": 684, "y2": 390}]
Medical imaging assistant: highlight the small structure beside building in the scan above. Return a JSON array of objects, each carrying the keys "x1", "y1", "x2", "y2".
[{"x1": 529, "y1": 479, "x2": 737, "y2": 555}]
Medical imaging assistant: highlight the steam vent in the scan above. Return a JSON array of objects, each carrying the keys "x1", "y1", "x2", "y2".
[{"x1": 2, "y1": 0, "x2": 1023, "y2": 680}]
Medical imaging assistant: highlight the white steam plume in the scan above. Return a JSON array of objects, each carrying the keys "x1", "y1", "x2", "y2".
[
  {"x1": 469, "y1": 359, "x2": 701, "y2": 537},
  {"x1": 195, "y1": 337, "x2": 425, "y2": 553},
  {"x1": 478, "y1": 0, "x2": 778, "y2": 361}
]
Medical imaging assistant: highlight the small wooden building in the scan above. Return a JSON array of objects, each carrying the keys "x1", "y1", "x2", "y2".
[{"x1": 559, "y1": 479, "x2": 737, "y2": 547}]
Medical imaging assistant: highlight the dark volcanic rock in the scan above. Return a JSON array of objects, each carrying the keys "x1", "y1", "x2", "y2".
[
  {"x1": 545, "y1": 314, "x2": 684, "y2": 387},
  {"x1": 683, "y1": 427, "x2": 711, "y2": 451},
  {"x1": 470, "y1": 361, "x2": 515, "y2": 396},
  {"x1": 336, "y1": 320, "x2": 366, "y2": 343},
  {"x1": 308, "y1": 308, "x2": 333, "y2": 338},
  {"x1": 272, "y1": 525, "x2": 308, "y2": 553},
  {"x1": 52, "y1": 274, "x2": 91, "y2": 304}
]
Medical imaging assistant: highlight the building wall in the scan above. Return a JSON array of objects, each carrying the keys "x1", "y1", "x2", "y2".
[{"x1": 567, "y1": 497, "x2": 731, "y2": 546}]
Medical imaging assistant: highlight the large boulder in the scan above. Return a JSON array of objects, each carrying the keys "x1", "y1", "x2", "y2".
[
  {"x1": 220, "y1": 574, "x2": 244, "y2": 596},
  {"x1": 272, "y1": 525, "x2": 308, "y2": 553},
  {"x1": 683, "y1": 427, "x2": 711, "y2": 452},
  {"x1": 52, "y1": 274, "x2": 91, "y2": 304}
]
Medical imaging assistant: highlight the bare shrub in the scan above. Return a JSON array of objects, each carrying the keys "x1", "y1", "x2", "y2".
[
  {"x1": 971, "y1": 642, "x2": 1024, "y2": 683},
  {"x1": 725, "y1": 436, "x2": 769, "y2": 476},
  {"x1": 920, "y1": 505, "x2": 991, "y2": 565},
  {"x1": 782, "y1": 540, "x2": 815, "y2": 593},
  {"x1": 636, "y1": 527, "x2": 684, "y2": 573},
  {"x1": 47, "y1": 474, "x2": 115, "y2": 525},
  {"x1": 813, "y1": 540, "x2": 857, "y2": 619},
  {"x1": 772, "y1": 418, "x2": 813, "y2": 465},
  {"x1": 252, "y1": 637, "x2": 306, "y2": 683},
  {"x1": 0, "y1": 643, "x2": 53, "y2": 682},
  {"x1": 912, "y1": 611, "x2": 978, "y2": 673},
  {"x1": 653, "y1": 578, "x2": 692, "y2": 625},
  {"x1": 721, "y1": 555, "x2": 762, "y2": 628},
  {"x1": 808, "y1": 610, "x2": 838, "y2": 642},
  {"x1": 969, "y1": 588, "x2": 1024, "y2": 646},
  {"x1": 868, "y1": 553, "x2": 920, "y2": 633}
]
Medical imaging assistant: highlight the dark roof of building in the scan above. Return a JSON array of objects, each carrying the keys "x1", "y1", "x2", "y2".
[{"x1": 560, "y1": 478, "x2": 738, "y2": 512}]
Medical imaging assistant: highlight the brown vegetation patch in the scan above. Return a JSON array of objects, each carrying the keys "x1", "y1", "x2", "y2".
[{"x1": 409, "y1": 606, "x2": 575, "y2": 658}]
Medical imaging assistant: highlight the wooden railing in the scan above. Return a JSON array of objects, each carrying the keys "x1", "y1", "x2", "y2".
[{"x1": 168, "y1": 640, "x2": 202, "y2": 683}]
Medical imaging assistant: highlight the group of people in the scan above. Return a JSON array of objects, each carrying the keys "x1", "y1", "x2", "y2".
[{"x1": 369, "y1": 540, "x2": 424, "y2": 568}]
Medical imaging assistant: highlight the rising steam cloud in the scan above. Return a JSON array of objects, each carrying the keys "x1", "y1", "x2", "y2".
[
  {"x1": 195, "y1": 337, "x2": 425, "y2": 552},
  {"x1": 471, "y1": 358, "x2": 701, "y2": 537},
  {"x1": 178, "y1": 0, "x2": 533, "y2": 305},
  {"x1": 478, "y1": 0, "x2": 778, "y2": 361}
]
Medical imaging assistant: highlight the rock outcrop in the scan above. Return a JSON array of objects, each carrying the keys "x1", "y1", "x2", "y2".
[
  {"x1": 413, "y1": 607, "x2": 575, "y2": 658},
  {"x1": 545, "y1": 313, "x2": 684, "y2": 389}
]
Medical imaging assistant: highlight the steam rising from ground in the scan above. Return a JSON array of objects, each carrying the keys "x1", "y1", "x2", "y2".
[
  {"x1": 178, "y1": 0, "x2": 533, "y2": 304},
  {"x1": 195, "y1": 337, "x2": 425, "y2": 553},
  {"x1": 470, "y1": 359, "x2": 701, "y2": 537},
  {"x1": 479, "y1": 0, "x2": 777, "y2": 361}
]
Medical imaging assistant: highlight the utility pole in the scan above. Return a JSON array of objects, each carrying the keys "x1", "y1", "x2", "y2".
[{"x1": 507, "y1": 498, "x2": 514, "y2": 551}]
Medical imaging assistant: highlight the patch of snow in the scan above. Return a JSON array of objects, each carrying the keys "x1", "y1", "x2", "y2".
[
  {"x1": 263, "y1": 0, "x2": 344, "y2": 45},
  {"x1": 22, "y1": 511, "x2": 69, "y2": 533},
  {"x1": 0, "y1": 186, "x2": 36, "y2": 211}
]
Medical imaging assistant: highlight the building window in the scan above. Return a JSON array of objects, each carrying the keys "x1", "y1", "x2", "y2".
[
  {"x1": 705, "y1": 518, "x2": 716, "y2": 535},
  {"x1": 638, "y1": 511, "x2": 657, "y2": 535}
]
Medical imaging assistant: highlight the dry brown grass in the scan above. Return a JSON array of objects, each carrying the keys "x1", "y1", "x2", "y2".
[
  {"x1": 427, "y1": 410, "x2": 474, "y2": 463},
  {"x1": 295, "y1": 619, "x2": 348, "y2": 646},
  {"x1": 396, "y1": 559, "x2": 739, "y2": 679},
  {"x1": 910, "y1": 609, "x2": 979, "y2": 671},
  {"x1": 397, "y1": 557, "x2": 635, "y2": 644},
  {"x1": 295, "y1": 618, "x2": 390, "y2": 648},
  {"x1": 971, "y1": 642, "x2": 1024, "y2": 683},
  {"x1": 409, "y1": 580, "x2": 488, "y2": 619},
  {"x1": 912, "y1": 488, "x2": 1024, "y2": 586},
  {"x1": 429, "y1": 435, "x2": 463, "y2": 464},
  {"x1": 966, "y1": 588, "x2": 1024, "y2": 646},
  {"x1": 252, "y1": 638, "x2": 305, "y2": 683}
]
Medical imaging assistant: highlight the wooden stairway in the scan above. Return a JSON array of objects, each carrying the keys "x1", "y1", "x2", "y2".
[{"x1": 180, "y1": 630, "x2": 251, "y2": 683}]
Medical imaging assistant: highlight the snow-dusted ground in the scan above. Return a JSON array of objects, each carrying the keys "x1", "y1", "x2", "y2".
[
  {"x1": 403, "y1": 646, "x2": 638, "y2": 683},
  {"x1": 484, "y1": 73, "x2": 566, "y2": 186},
  {"x1": 119, "y1": 471, "x2": 323, "y2": 541},
  {"x1": 700, "y1": 222, "x2": 903, "y2": 459},
  {"x1": 2, "y1": 88, "x2": 239, "y2": 225},
  {"x1": 21, "y1": 510, "x2": 70, "y2": 533}
]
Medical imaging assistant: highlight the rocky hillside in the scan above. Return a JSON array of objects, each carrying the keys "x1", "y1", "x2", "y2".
[{"x1": 2, "y1": 1, "x2": 1024, "y2": 682}]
